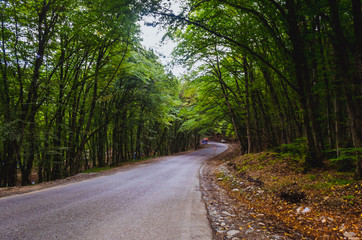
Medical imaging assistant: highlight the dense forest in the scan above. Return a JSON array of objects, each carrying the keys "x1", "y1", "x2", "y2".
[
  {"x1": 1, "y1": 0, "x2": 361, "y2": 187},
  {"x1": 0, "y1": 0, "x2": 200, "y2": 187},
  {"x1": 161, "y1": 0, "x2": 361, "y2": 177}
]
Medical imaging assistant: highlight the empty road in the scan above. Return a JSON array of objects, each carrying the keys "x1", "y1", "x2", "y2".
[{"x1": 0, "y1": 142, "x2": 227, "y2": 240}]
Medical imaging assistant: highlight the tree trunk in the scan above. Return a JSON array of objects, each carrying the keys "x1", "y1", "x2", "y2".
[
  {"x1": 136, "y1": 106, "x2": 145, "y2": 159},
  {"x1": 328, "y1": 0, "x2": 361, "y2": 159},
  {"x1": 261, "y1": 68, "x2": 287, "y2": 145},
  {"x1": 1, "y1": 10, "x2": 18, "y2": 186},
  {"x1": 286, "y1": 0, "x2": 323, "y2": 167},
  {"x1": 351, "y1": 0, "x2": 362, "y2": 179},
  {"x1": 243, "y1": 57, "x2": 252, "y2": 153}
]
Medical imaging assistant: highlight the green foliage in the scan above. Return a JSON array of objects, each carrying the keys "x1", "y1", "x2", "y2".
[
  {"x1": 0, "y1": 121, "x2": 21, "y2": 142},
  {"x1": 329, "y1": 178, "x2": 355, "y2": 186},
  {"x1": 308, "y1": 174, "x2": 317, "y2": 181},
  {"x1": 275, "y1": 138, "x2": 308, "y2": 162},
  {"x1": 328, "y1": 148, "x2": 362, "y2": 172},
  {"x1": 309, "y1": 173, "x2": 355, "y2": 190},
  {"x1": 0, "y1": 0, "x2": 195, "y2": 186},
  {"x1": 1, "y1": 0, "x2": 361, "y2": 187},
  {"x1": 82, "y1": 166, "x2": 112, "y2": 173},
  {"x1": 164, "y1": 0, "x2": 361, "y2": 176},
  {"x1": 238, "y1": 165, "x2": 249, "y2": 172},
  {"x1": 342, "y1": 195, "x2": 355, "y2": 200}
]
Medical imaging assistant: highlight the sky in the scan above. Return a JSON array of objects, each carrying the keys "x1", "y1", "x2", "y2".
[{"x1": 138, "y1": 1, "x2": 186, "y2": 77}]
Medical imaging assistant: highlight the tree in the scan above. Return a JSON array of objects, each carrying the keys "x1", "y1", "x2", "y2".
[
  {"x1": 1, "y1": 0, "x2": 196, "y2": 186},
  {"x1": 162, "y1": 0, "x2": 361, "y2": 173}
]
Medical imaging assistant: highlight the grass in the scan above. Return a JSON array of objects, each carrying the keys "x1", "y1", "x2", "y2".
[
  {"x1": 82, "y1": 166, "x2": 112, "y2": 173},
  {"x1": 342, "y1": 195, "x2": 355, "y2": 200},
  {"x1": 308, "y1": 174, "x2": 316, "y2": 180},
  {"x1": 328, "y1": 177, "x2": 355, "y2": 186}
]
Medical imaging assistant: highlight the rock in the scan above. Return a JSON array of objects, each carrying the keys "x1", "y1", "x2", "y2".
[
  {"x1": 296, "y1": 206, "x2": 303, "y2": 214},
  {"x1": 222, "y1": 211, "x2": 232, "y2": 216},
  {"x1": 339, "y1": 224, "x2": 346, "y2": 232},
  {"x1": 257, "y1": 190, "x2": 264, "y2": 194},
  {"x1": 344, "y1": 232, "x2": 357, "y2": 238},
  {"x1": 227, "y1": 230, "x2": 240, "y2": 236},
  {"x1": 302, "y1": 207, "x2": 311, "y2": 214},
  {"x1": 273, "y1": 236, "x2": 284, "y2": 240},
  {"x1": 327, "y1": 217, "x2": 334, "y2": 222}
]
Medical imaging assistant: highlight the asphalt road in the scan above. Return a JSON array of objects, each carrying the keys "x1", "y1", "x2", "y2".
[{"x1": 0, "y1": 142, "x2": 227, "y2": 240}]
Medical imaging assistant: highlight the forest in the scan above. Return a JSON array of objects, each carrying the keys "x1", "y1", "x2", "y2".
[{"x1": 1, "y1": 0, "x2": 361, "y2": 187}]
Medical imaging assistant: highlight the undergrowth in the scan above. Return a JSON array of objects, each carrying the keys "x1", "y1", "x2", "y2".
[
  {"x1": 82, "y1": 166, "x2": 112, "y2": 173},
  {"x1": 274, "y1": 138, "x2": 361, "y2": 174},
  {"x1": 219, "y1": 147, "x2": 362, "y2": 239}
]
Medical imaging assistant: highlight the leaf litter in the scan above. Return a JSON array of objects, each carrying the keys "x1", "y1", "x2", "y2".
[{"x1": 201, "y1": 144, "x2": 361, "y2": 240}]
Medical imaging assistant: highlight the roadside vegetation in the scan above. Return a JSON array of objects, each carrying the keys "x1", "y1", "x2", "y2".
[
  {"x1": 164, "y1": 0, "x2": 362, "y2": 180},
  {"x1": 216, "y1": 141, "x2": 361, "y2": 239}
]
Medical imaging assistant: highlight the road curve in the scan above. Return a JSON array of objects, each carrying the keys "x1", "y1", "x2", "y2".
[{"x1": 0, "y1": 142, "x2": 227, "y2": 240}]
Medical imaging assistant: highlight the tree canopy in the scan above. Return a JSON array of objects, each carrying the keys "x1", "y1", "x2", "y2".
[
  {"x1": 1, "y1": 0, "x2": 361, "y2": 186},
  {"x1": 0, "y1": 0, "x2": 199, "y2": 186},
  {"x1": 160, "y1": 0, "x2": 361, "y2": 177}
]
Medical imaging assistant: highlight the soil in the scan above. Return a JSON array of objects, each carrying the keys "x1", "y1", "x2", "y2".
[
  {"x1": 200, "y1": 144, "x2": 362, "y2": 240},
  {"x1": 200, "y1": 144, "x2": 296, "y2": 240}
]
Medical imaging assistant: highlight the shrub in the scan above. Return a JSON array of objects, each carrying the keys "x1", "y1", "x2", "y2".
[
  {"x1": 275, "y1": 138, "x2": 307, "y2": 161},
  {"x1": 328, "y1": 148, "x2": 362, "y2": 172}
]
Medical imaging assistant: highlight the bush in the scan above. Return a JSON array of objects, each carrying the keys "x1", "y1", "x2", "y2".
[
  {"x1": 275, "y1": 138, "x2": 307, "y2": 161},
  {"x1": 328, "y1": 148, "x2": 362, "y2": 172}
]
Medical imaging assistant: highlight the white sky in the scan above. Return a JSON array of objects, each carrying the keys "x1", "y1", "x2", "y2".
[{"x1": 139, "y1": 1, "x2": 185, "y2": 77}]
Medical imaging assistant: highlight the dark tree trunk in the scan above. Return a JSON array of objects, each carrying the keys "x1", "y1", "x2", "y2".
[
  {"x1": 351, "y1": 0, "x2": 362, "y2": 179},
  {"x1": 243, "y1": 57, "x2": 252, "y2": 153},
  {"x1": 261, "y1": 68, "x2": 288, "y2": 145},
  {"x1": 52, "y1": 47, "x2": 66, "y2": 180},
  {"x1": 328, "y1": 0, "x2": 361, "y2": 167},
  {"x1": 286, "y1": 0, "x2": 323, "y2": 167},
  {"x1": 136, "y1": 106, "x2": 145, "y2": 159},
  {"x1": 1, "y1": 8, "x2": 18, "y2": 187}
]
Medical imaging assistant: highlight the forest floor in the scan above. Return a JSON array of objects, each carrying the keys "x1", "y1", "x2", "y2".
[{"x1": 200, "y1": 144, "x2": 361, "y2": 240}]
